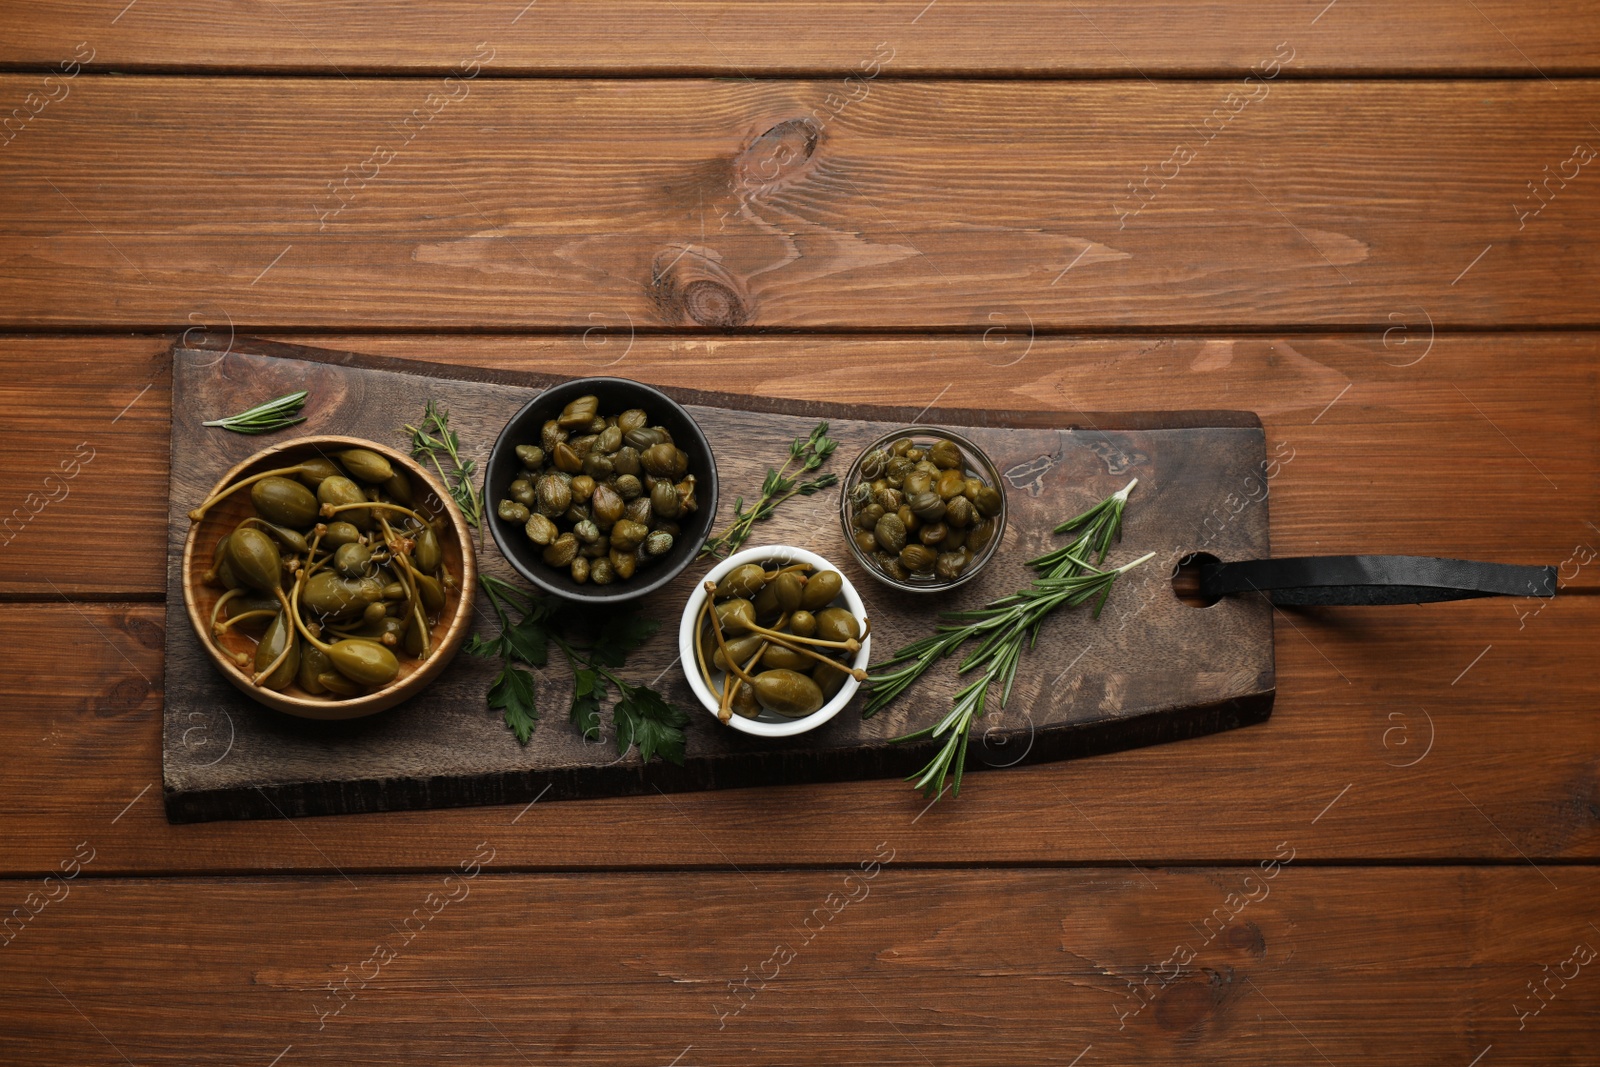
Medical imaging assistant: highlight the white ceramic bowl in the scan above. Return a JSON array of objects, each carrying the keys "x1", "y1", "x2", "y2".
[{"x1": 678, "y1": 545, "x2": 872, "y2": 737}]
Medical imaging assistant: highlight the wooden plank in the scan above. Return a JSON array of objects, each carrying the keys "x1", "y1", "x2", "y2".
[
  {"x1": 162, "y1": 341, "x2": 1273, "y2": 822},
  {"x1": 2, "y1": 334, "x2": 1593, "y2": 598},
  {"x1": 4, "y1": 79, "x2": 1600, "y2": 327},
  {"x1": 4, "y1": 2, "x2": 1600, "y2": 75},
  {"x1": 3, "y1": 595, "x2": 1594, "y2": 870},
  {"x1": 0, "y1": 869, "x2": 1592, "y2": 1064}
]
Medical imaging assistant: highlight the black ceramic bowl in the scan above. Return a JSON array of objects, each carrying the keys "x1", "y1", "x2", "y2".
[{"x1": 486, "y1": 377, "x2": 719, "y2": 604}]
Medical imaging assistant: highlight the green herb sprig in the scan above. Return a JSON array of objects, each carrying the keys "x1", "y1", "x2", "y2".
[
  {"x1": 471, "y1": 574, "x2": 691, "y2": 763},
  {"x1": 865, "y1": 480, "x2": 1150, "y2": 800},
  {"x1": 405, "y1": 400, "x2": 485, "y2": 544},
  {"x1": 700, "y1": 421, "x2": 838, "y2": 559},
  {"x1": 202, "y1": 390, "x2": 307, "y2": 434}
]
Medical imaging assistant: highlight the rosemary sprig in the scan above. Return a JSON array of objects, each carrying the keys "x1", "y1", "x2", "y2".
[
  {"x1": 700, "y1": 420, "x2": 839, "y2": 558},
  {"x1": 201, "y1": 390, "x2": 308, "y2": 434},
  {"x1": 864, "y1": 479, "x2": 1149, "y2": 800},
  {"x1": 404, "y1": 400, "x2": 485, "y2": 545}
]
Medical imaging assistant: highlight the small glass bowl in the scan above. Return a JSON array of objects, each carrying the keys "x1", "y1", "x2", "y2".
[{"x1": 838, "y1": 425, "x2": 1007, "y2": 593}]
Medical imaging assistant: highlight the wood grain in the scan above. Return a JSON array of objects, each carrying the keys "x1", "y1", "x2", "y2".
[
  {"x1": 161, "y1": 341, "x2": 1272, "y2": 821},
  {"x1": 4, "y1": 80, "x2": 1600, "y2": 328},
  {"x1": 2, "y1": 334, "x2": 1593, "y2": 598},
  {"x1": 4, "y1": 2, "x2": 1599, "y2": 74},
  {"x1": 1, "y1": 869, "x2": 1593, "y2": 1065},
  {"x1": 5, "y1": 594, "x2": 1594, "y2": 870}
]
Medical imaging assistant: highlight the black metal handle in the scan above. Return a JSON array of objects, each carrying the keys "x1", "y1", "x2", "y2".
[{"x1": 1199, "y1": 555, "x2": 1558, "y2": 606}]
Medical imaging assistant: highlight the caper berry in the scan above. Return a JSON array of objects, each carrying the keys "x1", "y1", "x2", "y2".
[{"x1": 753, "y1": 669, "x2": 825, "y2": 718}]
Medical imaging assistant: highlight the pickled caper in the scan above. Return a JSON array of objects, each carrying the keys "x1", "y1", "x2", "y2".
[
  {"x1": 254, "y1": 610, "x2": 300, "y2": 691},
  {"x1": 336, "y1": 448, "x2": 395, "y2": 485},
  {"x1": 715, "y1": 563, "x2": 768, "y2": 600},
  {"x1": 753, "y1": 670, "x2": 824, "y2": 718},
  {"x1": 251, "y1": 476, "x2": 319, "y2": 528}
]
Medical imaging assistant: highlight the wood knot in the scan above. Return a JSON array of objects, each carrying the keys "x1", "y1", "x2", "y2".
[
  {"x1": 103, "y1": 676, "x2": 151, "y2": 715},
  {"x1": 651, "y1": 246, "x2": 751, "y2": 327},
  {"x1": 1154, "y1": 979, "x2": 1216, "y2": 1032},
  {"x1": 120, "y1": 614, "x2": 165, "y2": 651},
  {"x1": 735, "y1": 118, "x2": 820, "y2": 191}
]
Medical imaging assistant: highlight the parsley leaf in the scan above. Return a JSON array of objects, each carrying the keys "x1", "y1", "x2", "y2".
[
  {"x1": 613, "y1": 680, "x2": 691, "y2": 765},
  {"x1": 590, "y1": 611, "x2": 659, "y2": 668},
  {"x1": 487, "y1": 665, "x2": 538, "y2": 743},
  {"x1": 569, "y1": 668, "x2": 604, "y2": 741}
]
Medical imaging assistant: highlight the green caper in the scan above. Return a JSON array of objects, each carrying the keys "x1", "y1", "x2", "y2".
[
  {"x1": 573, "y1": 519, "x2": 601, "y2": 545},
  {"x1": 612, "y1": 446, "x2": 641, "y2": 477},
  {"x1": 761, "y1": 643, "x2": 809, "y2": 671},
  {"x1": 714, "y1": 598, "x2": 757, "y2": 635},
  {"x1": 610, "y1": 519, "x2": 649, "y2": 553},
  {"x1": 789, "y1": 610, "x2": 817, "y2": 637},
  {"x1": 814, "y1": 607, "x2": 861, "y2": 643},
  {"x1": 251, "y1": 476, "x2": 320, "y2": 528},
  {"x1": 557, "y1": 394, "x2": 600, "y2": 429},
  {"x1": 908, "y1": 491, "x2": 946, "y2": 522},
  {"x1": 298, "y1": 642, "x2": 332, "y2": 695},
  {"x1": 335, "y1": 448, "x2": 395, "y2": 485},
  {"x1": 590, "y1": 483, "x2": 625, "y2": 526},
  {"x1": 524, "y1": 513, "x2": 558, "y2": 546},
  {"x1": 854, "y1": 502, "x2": 885, "y2": 532},
  {"x1": 716, "y1": 563, "x2": 768, "y2": 600},
  {"x1": 498, "y1": 499, "x2": 530, "y2": 524},
  {"x1": 753, "y1": 669, "x2": 825, "y2": 718},
  {"x1": 968, "y1": 519, "x2": 995, "y2": 554},
  {"x1": 326, "y1": 639, "x2": 399, "y2": 687},
  {"x1": 800, "y1": 569, "x2": 844, "y2": 611},
  {"x1": 610, "y1": 549, "x2": 637, "y2": 580},
  {"x1": 570, "y1": 556, "x2": 590, "y2": 583},
  {"x1": 813, "y1": 657, "x2": 850, "y2": 699},
  {"x1": 944, "y1": 495, "x2": 974, "y2": 528},
  {"x1": 624, "y1": 496, "x2": 652, "y2": 526},
  {"x1": 333, "y1": 542, "x2": 372, "y2": 579},
  {"x1": 971, "y1": 485, "x2": 1003, "y2": 517},
  {"x1": 936, "y1": 468, "x2": 967, "y2": 500},
  {"x1": 207, "y1": 533, "x2": 240, "y2": 589},
  {"x1": 624, "y1": 426, "x2": 667, "y2": 450},
  {"x1": 874, "y1": 514, "x2": 907, "y2": 555},
  {"x1": 935, "y1": 551, "x2": 968, "y2": 581},
  {"x1": 614, "y1": 474, "x2": 642, "y2": 501},
  {"x1": 552, "y1": 441, "x2": 583, "y2": 473},
  {"x1": 903, "y1": 471, "x2": 934, "y2": 497},
  {"x1": 650, "y1": 480, "x2": 682, "y2": 519},
  {"x1": 254, "y1": 610, "x2": 299, "y2": 691},
  {"x1": 318, "y1": 475, "x2": 370, "y2": 529},
  {"x1": 640, "y1": 442, "x2": 678, "y2": 477},
  {"x1": 712, "y1": 633, "x2": 766, "y2": 672},
  {"x1": 859, "y1": 449, "x2": 890, "y2": 479},
  {"x1": 590, "y1": 558, "x2": 615, "y2": 585},
  {"x1": 617, "y1": 409, "x2": 649, "y2": 433},
  {"x1": 515, "y1": 444, "x2": 545, "y2": 469},
  {"x1": 900, "y1": 544, "x2": 938, "y2": 572},
  {"x1": 226, "y1": 528, "x2": 283, "y2": 592},
  {"x1": 919, "y1": 522, "x2": 948, "y2": 545},
  {"x1": 543, "y1": 533, "x2": 578, "y2": 568},
  {"x1": 929, "y1": 439, "x2": 963, "y2": 470},
  {"x1": 295, "y1": 457, "x2": 342, "y2": 489},
  {"x1": 535, "y1": 474, "x2": 571, "y2": 516},
  {"x1": 302, "y1": 571, "x2": 382, "y2": 618},
  {"x1": 412, "y1": 525, "x2": 442, "y2": 574},
  {"x1": 645, "y1": 530, "x2": 674, "y2": 557}
]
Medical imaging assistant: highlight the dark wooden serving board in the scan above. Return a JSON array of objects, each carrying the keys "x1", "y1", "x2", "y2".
[{"x1": 162, "y1": 339, "x2": 1274, "y2": 823}]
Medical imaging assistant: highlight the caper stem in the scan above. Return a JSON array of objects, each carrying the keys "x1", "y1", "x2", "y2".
[
  {"x1": 741, "y1": 625, "x2": 867, "y2": 679},
  {"x1": 693, "y1": 598, "x2": 717, "y2": 699},
  {"x1": 718, "y1": 643, "x2": 769, "y2": 724},
  {"x1": 382, "y1": 515, "x2": 432, "y2": 661},
  {"x1": 187, "y1": 464, "x2": 312, "y2": 522},
  {"x1": 703, "y1": 581, "x2": 759, "y2": 685},
  {"x1": 252, "y1": 574, "x2": 304, "y2": 686},
  {"x1": 742, "y1": 619, "x2": 861, "y2": 653},
  {"x1": 212, "y1": 609, "x2": 277, "y2": 636},
  {"x1": 208, "y1": 587, "x2": 246, "y2": 637},
  {"x1": 323, "y1": 501, "x2": 431, "y2": 525}
]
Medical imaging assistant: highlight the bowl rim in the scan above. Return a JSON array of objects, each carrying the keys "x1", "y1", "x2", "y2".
[
  {"x1": 837, "y1": 424, "x2": 1008, "y2": 594},
  {"x1": 677, "y1": 545, "x2": 872, "y2": 738},
  {"x1": 486, "y1": 376, "x2": 719, "y2": 605},
  {"x1": 180, "y1": 434, "x2": 478, "y2": 720}
]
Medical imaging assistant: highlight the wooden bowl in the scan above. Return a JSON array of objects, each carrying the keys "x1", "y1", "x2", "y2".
[{"x1": 181, "y1": 435, "x2": 477, "y2": 720}]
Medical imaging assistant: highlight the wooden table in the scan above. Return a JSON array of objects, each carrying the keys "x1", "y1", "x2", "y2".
[{"x1": 2, "y1": 4, "x2": 1596, "y2": 1063}]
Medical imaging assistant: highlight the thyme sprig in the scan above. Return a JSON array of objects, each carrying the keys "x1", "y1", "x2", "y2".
[
  {"x1": 700, "y1": 421, "x2": 838, "y2": 559},
  {"x1": 865, "y1": 480, "x2": 1149, "y2": 800},
  {"x1": 405, "y1": 400, "x2": 485, "y2": 545},
  {"x1": 202, "y1": 390, "x2": 307, "y2": 434}
]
